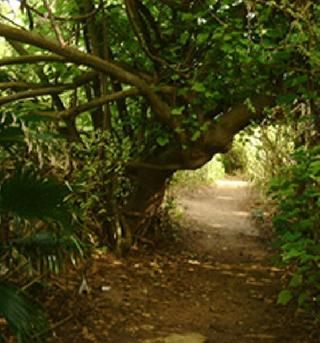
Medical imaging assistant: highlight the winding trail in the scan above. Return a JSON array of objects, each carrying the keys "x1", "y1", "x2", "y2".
[{"x1": 50, "y1": 178, "x2": 315, "y2": 343}]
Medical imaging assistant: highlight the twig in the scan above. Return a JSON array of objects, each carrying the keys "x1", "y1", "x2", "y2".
[
  {"x1": 0, "y1": 13, "x2": 27, "y2": 30},
  {"x1": 20, "y1": 274, "x2": 45, "y2": 291},
  {"x1": 210, "y1": 12, "x2": 226, "y2": 26},
  {"x1": 25, "y1": 3, "x2": 101, "y2": 22},
  {"x1": 42, "y1": 0, "x2": 65, "y2": 46},
  {"x1": 32, "y1": 314, "x2": 74, "y2": 339}
]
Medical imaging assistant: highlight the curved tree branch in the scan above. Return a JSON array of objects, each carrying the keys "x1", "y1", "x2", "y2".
[
  {"x1": 53, "y1": 88, "x2": 140, "y2": 119},
  {"x1": 0, "y1": 23, "x2": 174, "y2": 129},
  {"x1": 125, "y1": 0, "x2": 184, "y2": 75},
  {"x1": 127, "y1": 96, "x2": 275, "y2": 171},
  {"x1": 0, "y1": 55, "x2": 66, "y2": 66},
  {"x1": 203, "y1": 96, "x2": 275, "y2": 154},
  {"x1": 0, "y1": 85, "x2": 73, "y2": 106},
  {"x1": 0, "y1": 81, "x2": 49, "y2": 90},
  {"x1": 125, "y1": 0, "x2": 160, "y2": 64},
  {"x1": 35, "y1": 85, "x2": 174, "y2": 120}
]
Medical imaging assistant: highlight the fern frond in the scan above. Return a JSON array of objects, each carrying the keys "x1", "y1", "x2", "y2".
[
  {"x1": 0, "y1": 281, "x2": 48, "y2": 342},
  {"x1": 0, "y1": 170, "x2": 70, "y2": 221},
  {"x1": 11, "y1": 231, "x2": 83, "y2": 274}
]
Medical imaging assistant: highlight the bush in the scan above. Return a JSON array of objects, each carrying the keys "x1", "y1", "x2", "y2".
[
  {"x1": 220, "y1": 138, "x2": 248, "y2": 175},
  {"x1": 171, "y1": 155, "x2": 225, "y2": 188},
  {"x1": 269, "y1": 145, "x2": 320, "y2": 317},
  {"x1": 0, "y1": 112, "x2": 83, "y2": 341}
]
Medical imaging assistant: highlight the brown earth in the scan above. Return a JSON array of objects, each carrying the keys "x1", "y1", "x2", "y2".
[{"x1": 45, "y1": 178, "x2": 318, "y2": 342}]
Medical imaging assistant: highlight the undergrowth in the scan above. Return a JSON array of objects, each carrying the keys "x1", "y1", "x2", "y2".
[{"x1": 269, "y1": 145, "x2": 320, "y2": 318}]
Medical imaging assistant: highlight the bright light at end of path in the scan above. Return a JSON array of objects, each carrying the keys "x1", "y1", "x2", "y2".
[
  {"x1": 216, "y1": 179, "x2": 249, "y2": 188},
  {"x1": 8, "y1": 0, "x2": 20, "y2": 11}
]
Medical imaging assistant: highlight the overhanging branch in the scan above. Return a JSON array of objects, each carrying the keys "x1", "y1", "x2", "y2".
[
  {"x1": 203, "y1": 96, "x2": 275, "y2": 153},
  {"x1": 35, "y1": 86, "x2": 173, "y2": 120},
  {"x1": 61, "y1": 88, "x2": 140, "y2": 119},
  {"x1": 0, "y1": 85, "x2": 73, "y2": 106},
  {"x1": 0, "y1": 23, "x2": 174, "y2": 129},
  {"x1": 0, "y1": 54, "x2": 66, "y2": 66}
]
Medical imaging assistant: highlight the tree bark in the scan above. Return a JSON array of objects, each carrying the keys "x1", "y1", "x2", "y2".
[{"x1": 115, "y1": 167, "x2": 173, "y2": 253}]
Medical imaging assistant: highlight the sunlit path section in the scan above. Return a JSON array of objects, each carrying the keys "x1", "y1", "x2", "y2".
[{"x1": 179, "y1": 178, "x2": 259, "y2": 240}]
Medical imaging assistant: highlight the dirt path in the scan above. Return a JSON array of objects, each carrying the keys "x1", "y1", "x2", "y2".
[
  {"x1": 178, "y1": 178, "x2": 267, "y2": 263},
  {"x1": 49, "y1": 178, "x2": 316, "y2": 343}
]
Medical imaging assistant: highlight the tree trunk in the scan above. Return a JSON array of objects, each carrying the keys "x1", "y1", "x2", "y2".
[{"x1": 115, "y1": 167, "x2": 173, "y2": 254}]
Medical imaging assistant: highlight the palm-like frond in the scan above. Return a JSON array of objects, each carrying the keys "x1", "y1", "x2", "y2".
[
  {"x1": 0, "y1": 113, "x2": 25, "y2": 148},
  {"x1": 11, "y1": 231, "x2": 83, "y2": 274},
  {"x1": 0, "y1": 281, "x2": 47, "y2": 342},
  {"x1": 0, "y1": 127, "x2": 25, "y2": 146},
  {"x1": 0, "y1": 170, "x2": 70, "y2": 221}
]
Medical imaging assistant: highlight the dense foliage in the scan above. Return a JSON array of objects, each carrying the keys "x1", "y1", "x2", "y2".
[
  {"x1": 270, "y1": 145, "x2": 320, "y2": 316},
  {"x1": 0, "y1": 113, "x2": 83, "y2": 341}
]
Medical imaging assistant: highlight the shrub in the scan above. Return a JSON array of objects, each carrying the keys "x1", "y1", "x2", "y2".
[
  {"x1": 269, "y1": 145, "x2": 320, "y2": 317},
  {"x1": 171, "y1": 155, "x2": 225, "y2": 188}
]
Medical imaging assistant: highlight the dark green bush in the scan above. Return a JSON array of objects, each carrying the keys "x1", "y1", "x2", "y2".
[
  {"x1": 269, "y1": 145, "x2": 320, "y2": 316},
  {"x1": 0, "y1": 112, "x2": 83, "y2": 341}
]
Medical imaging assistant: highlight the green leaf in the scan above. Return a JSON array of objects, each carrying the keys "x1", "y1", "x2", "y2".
[
  {"x1": 282, "y1": 248, "x2": 302, "y2": 261},
  {"x1": 172, "y1": 106, "x2": 184, "y2": 116},
  {"x1": 192, "y1": 82, "x2": 206, "y2": 93},
  {"x1": 277, "y1": 289, "x2": 293, "y2": 305},
  {"x1": 181, "y1": 13, "x2": 194, "y2": 21},
  {"x1": 156, "y1": 136, "x2": 169, "y2": 146},
  {"x1": 191, "y1": 130, "x2": 201, "y2": 142},
  {"x1": 197, "y1": 32, "x2": 209, "y2": 44},
  {"x1": 289, "y1": 274, "x2": 303, "y2": 288},
  {"x1": 12, "y1": 232, "x2": 83, "y2": 273},
  {"x1": 180, "y1": 32, "x2": 189, "y2": 45}
]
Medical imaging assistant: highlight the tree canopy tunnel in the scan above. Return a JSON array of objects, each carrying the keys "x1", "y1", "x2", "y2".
[{"x1": 0, "y1": 0, "x2": 319, "y2": 252}]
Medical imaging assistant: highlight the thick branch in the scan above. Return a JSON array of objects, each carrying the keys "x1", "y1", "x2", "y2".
[
  {"x1": 203, "y1": 96, "x2": 275, "y2": 153},
  {"x1": 0, "y1": 81, "x2": 46, "y2": 90},
  {"x1": 0, "y1": 55, "x2": 66, "y2": 66},
  {"x1": 0, "y1": 24, "x2": 139, "y2": 84},
  {"x1": 39, "y1": 88, "x2": 140, "y2": 119},
  {"x1": 7, "y1": 40, "x2": 66, "y2": 113},
  {"x1": 0, "y1": 85, "x2": 73, "y2": 106},
  {"x1": 129, "y1": 96, "x2": 275, "y2": 171},
  {"x1": 35, "y1": 85, "x2": 174, "y2": 120},
  {"x1": 0, "y1": 73, "x2": 96, "y2": 91},
  {"x1": 0, "y1": 23, "x2": 174, "y2": 129},
  {"x1": 63, "y1": 89, "x2": 139, "y2": 119}
]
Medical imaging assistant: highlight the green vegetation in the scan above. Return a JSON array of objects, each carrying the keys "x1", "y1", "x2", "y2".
[
  {"x1": 270, "y1": 146, "x2": 320, "y2": 315},
  {"x1": 0, "y1": 0, "x2": 319, "y2": 339},
  {"x1": 0, "y1": 113, "x2": 83, "y2": 341},
  {"x1": 220, "y1": 104, "x2": 320, "y2": 319},
  {"x1": 171, "y1": 156, "x2": 225, "y2": 188}
]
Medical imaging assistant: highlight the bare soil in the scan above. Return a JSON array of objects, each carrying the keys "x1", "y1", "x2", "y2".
[{"x1": 46, "y1": 178, "x2": 318, "y2": 342}]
